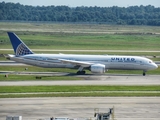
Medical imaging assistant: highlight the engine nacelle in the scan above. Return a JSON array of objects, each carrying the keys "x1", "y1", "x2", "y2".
[{"x1": 90, "y1": 64, "x2": 106, "y2": 73}]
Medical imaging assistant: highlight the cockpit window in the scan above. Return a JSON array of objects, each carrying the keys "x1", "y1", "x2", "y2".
[{"x1": 149, "y1": 61, "x2": 152, "y2": 63}]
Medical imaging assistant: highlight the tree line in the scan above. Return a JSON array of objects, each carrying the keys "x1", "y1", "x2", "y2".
[{"x1": 0, "y1": 2, "x2": 160, "y2": 26}]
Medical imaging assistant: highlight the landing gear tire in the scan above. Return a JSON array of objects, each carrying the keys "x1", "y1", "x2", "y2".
[
  {"x1": 77, "y1": 71, "x2": 86, "y2": 75},
  {"x1": 143, "y1": 72, "x2": 146, "y2": 76}
]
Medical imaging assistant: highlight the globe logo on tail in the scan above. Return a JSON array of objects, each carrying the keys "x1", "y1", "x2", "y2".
[{"x1": 16, "y1": 43, "x2": 33, "y2": 56}]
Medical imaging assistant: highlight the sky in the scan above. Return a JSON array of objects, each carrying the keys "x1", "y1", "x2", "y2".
[{"x1": 1, "y1": 0, "x2": 160, "y2": 7}]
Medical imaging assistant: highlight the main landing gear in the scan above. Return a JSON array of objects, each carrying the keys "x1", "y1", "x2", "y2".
[
  {"x1": 77, "y1": 71, "x2": 86, "y2": 75},
  {"x1": 143, "y1": 72, "x2": 146, "y2": 76},
  {"x1": 77, "y1": 66, "x2": 86, "y2": 75},
  {"x1": 143, "y1": 71, "x2": 146, "y2": 76}
]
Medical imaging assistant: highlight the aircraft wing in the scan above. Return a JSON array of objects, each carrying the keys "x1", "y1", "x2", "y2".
[{"x1": 58, "y1": 59, "x2": 92, "y2": 67}]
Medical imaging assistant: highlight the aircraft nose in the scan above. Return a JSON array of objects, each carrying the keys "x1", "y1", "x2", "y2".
[{"x1": 153, "y1": 63, "x2": 158, "y2": 69}]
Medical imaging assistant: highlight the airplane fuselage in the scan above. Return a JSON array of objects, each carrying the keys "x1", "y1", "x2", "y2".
[{"x1": 9, "y1": 54, "x2": 157, "y2": 72}]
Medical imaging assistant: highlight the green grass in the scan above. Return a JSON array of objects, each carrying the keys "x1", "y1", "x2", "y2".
[
  {"x1": 0, "y1": 85, "x2": 160, "y2": 98},
  {"x1": 0, "y1": 74, "x2": 81, "y2": 81},
  {"x1": 0, "y1": 66, "x2": 77, "y2": 73},
  {"x1": 1, "y1": 33, "x2": 160, "y2": 50},
  {"x1": 0, "y1": 85, "x2": 160, "y2": 93},
  {"x1": 0, "y1": 22, "x2": 160, "y2": 61},
  {"x1": 0, "y1": 22, "x2": 160, "y2": 50}
]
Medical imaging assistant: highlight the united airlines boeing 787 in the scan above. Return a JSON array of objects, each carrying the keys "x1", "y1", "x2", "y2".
[{"x1": 7, "y1": 32, "x2": 158, "y2": 76}]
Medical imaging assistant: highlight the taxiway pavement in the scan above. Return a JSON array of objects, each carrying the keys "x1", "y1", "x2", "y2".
[
  {"x1": 0, "y1": 97, "x2": 160, "y2": 120},
  {"x1": 0, "y1": 74, "x2": 160, "y2": 86}
]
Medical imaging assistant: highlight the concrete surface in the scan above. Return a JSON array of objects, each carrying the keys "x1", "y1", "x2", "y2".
[
  {"x1": 0, "y1": 74, "x2": 160, "y2": 86},
  {"x1": 0, "y1": 97, "x2": 160, "y2": 120}
]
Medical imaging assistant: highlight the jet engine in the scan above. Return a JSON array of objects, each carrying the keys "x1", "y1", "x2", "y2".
[{"x1": 90, "y1": 64, "x2": 106, "y2": 73}]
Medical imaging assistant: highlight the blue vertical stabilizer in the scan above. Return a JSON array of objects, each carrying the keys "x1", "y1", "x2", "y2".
[{"x1": 7, "y1": 32, "x2": 33, "y2": 56}]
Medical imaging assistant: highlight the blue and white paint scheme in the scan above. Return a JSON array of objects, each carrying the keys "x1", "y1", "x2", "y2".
[{"x1": 7, "y1": 32, "x2": 158, "y2": 76}]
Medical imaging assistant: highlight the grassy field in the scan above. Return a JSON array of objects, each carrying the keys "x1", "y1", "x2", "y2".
[
  {"x1": 0, "y1": 22, "x2": 160, "y2": 98},
  {"x1": 1, "y1": 85, "x2": 160, "y2": 93},
  {"x1": 0, "y1": 33, "x2": 160, "y2": 50},
  {"x1": 0, "y1": 74, "x2": 81, "y2": 81},
  {"x1": 0, "y1": 85, "x2": 160, "y2": 98},
  {"x1": 0, "y1": 22, "x2": 160, "y2": 59},
  {"x1": 0, "y1": 22, "x2": 160, "y2": 50}
]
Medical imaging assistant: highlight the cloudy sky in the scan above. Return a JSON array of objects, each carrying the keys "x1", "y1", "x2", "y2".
[{"x1": 1, "y1": 0, "x2": 160, "y2": 7}]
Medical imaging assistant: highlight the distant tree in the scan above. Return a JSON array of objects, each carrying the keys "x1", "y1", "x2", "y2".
[{"x1": 0, "y1": 2, "x2": 160, "y2": 26}]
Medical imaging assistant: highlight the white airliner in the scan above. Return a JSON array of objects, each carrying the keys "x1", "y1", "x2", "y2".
[{"x1": 7, "y1": 32, "x2": 158, "y2": 76}]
